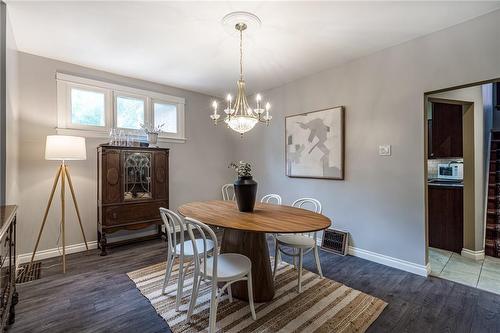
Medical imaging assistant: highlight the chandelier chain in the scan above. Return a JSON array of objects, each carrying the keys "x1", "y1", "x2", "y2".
[{"x1": 239, "y1": 27, "x2": 243, "y2": 80}]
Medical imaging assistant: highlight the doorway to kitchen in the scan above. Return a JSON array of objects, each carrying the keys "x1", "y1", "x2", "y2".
[{"x1": 425, "y1": 81, "x2": 500, "y2": 294}]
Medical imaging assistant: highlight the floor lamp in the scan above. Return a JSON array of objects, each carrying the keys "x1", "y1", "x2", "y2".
[{"x1": 30, "y1": 135, "x2": 89, "y2": 273}]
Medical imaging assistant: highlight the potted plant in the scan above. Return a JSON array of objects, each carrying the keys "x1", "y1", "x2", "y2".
[
  {"x1": 140, "y1": 122, "x2": 166, "y2": 147},
  {"x1": 229, "y1": 161, "x2": 258, "y2": 212}
]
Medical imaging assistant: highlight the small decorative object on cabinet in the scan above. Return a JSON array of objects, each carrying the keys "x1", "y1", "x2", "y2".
[
  {"x1": 229, "y1": 161, "x2": 257, "y2": 212},
  {"x1": 97, "y1": 145, "x2": 169, "y2": 255},
  {"x1": 0, "y1": 205, "x2": 18, "y2": 330}
]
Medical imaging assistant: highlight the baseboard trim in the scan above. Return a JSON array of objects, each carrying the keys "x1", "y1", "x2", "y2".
[
  {"x1": 347, "y1": 246, "x2": 429, "y2": 277},
  {"x1": 461, "y1": 248, "x2": 485, "y2": 261},
  {"x1": 18, "y1": 241, "x2": 98, "y2": 265}
]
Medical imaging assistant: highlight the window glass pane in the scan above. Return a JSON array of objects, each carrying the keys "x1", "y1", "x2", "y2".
[
  {"x1": 71, "y1": 88, "x2": 105, "y2": 126},
  {"x1": 116, "y1": 96, "x2": 145, "y2": 129},
  {"x1": 154, "y1": 102, "x2": 177, "y2": 133}
]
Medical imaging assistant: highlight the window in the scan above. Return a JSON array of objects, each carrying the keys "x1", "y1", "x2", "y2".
[
  {"x1": 153, "y1": 101, "x2": 177, "y2": 133},
  {"x1": 70, "y1": 88, "x2": 106, "y2": 127},
  {"x1": 56, "y1": 73, "x2": 186, "y2": 142},
  {"x1": 116, "y1": 95, "x2": 145, "y2": 130}
]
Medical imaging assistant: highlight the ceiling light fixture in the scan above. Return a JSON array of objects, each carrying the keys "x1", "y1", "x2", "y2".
[{"x1": 210, "y1": 12, "x2": 271, "y2": 136}]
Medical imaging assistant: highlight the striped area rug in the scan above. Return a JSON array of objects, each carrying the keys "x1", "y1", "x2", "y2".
[{"x1": 127, "y1": 259, "x2": 387, "y2": 332}]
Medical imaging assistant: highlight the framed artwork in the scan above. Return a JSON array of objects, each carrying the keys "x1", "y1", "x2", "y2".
[{"x1": 285, "y1": 106, "x2": 344, "y2": 180}]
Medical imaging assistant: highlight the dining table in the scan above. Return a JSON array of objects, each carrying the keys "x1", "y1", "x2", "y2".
[{"x1": 177, "y1": 200, "x2": 331, "y2": 302}]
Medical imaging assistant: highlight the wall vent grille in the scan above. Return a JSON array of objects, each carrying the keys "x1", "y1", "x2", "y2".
[{"x1": 321, "y1": 229, "x2": 348, "y2": 255}]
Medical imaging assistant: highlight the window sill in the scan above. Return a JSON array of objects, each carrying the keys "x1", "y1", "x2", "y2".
[{"x1": 55, "y1": 128, "x2": 187, "y2": 144}]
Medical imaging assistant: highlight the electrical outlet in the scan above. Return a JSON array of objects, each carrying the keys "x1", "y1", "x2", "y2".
[{"x1": 379, "y1": 145, "x2": 391, "y2": 156}]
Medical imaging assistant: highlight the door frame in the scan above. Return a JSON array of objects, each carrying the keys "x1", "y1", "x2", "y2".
[{"x1": 423, "y1": 78, "x2": 500, "y2": 269}]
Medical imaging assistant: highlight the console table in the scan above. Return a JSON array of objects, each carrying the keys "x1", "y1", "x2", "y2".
[{"x1": 0, "y1": 205, "x2": 17, "y2": 330}]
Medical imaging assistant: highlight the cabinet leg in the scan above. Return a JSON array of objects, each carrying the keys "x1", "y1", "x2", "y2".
[{"x1": 99, "y1": 232, "x2": 108, "y2": 256}]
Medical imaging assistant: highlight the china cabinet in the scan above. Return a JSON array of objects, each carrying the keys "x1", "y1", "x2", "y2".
[{"x1": 97, "y1": 145, "x2": 169, "y2": 256}]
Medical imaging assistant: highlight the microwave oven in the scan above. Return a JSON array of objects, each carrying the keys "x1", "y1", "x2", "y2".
[{"x1": 437, "y1": 163, "x2": 463, "y2": 180}]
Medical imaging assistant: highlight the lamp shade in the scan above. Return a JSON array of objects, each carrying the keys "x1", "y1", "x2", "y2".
[{"x1": 45, "y1": 135, "x2": 87, "y2": 161}]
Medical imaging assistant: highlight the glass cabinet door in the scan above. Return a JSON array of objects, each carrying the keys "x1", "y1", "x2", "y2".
[{"x1": 123, "y1": 151, "x2": 152, "y2": 201}]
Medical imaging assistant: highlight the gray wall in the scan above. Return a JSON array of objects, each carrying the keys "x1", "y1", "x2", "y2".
[
  {"x1": 14, "y1": 52, "x2": 235, "y2": 255},
  {"x1": 0, "y1": 3, "x2": 6, "y2": 205},
  {"x1": 234, "y1": 9, "x2": 500, "y2": 266},
  {"x1": 6, "y1": 7, "x2": 19, "y2": 206}
]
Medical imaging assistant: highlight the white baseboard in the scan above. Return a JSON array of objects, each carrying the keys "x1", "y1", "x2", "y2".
[
  {"x1": 347, "y1": 246, "x2": 429, "y2": 277},
  {"x1": 17, "y1": 241, "x2": 98, "y2": 265},
  {"x1": 461, "y1": 248, "x2": 485, "y2": 261}
]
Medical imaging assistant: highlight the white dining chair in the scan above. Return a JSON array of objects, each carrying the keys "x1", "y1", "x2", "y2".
[
  {"x1": 261, "y1": 194, "x2": 282, "y2": 269},
  {"x1": 221, "y1": 184, "x2": 235, "y2": 201},
  {"x1": 273, "y1": 198, "x2": 324, "y2": 293},
  {"x1": 159, "y1": 208, "x2": 215, "y2": 311},
  {"x1": 260, "y1": 193, "x2": 282, "y2": 205},
  {"x1": 185, "y1": 217, "x2": 256, "y2": 333}
]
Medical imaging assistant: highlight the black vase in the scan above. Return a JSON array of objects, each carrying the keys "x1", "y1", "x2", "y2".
[{"x1": 234, "y1": 176, "x2": 258, "y2": 212}]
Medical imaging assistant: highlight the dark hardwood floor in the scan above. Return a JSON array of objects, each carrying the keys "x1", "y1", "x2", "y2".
[{"x1": 11, "y1": 239, "x2": 500, "y2": 333}]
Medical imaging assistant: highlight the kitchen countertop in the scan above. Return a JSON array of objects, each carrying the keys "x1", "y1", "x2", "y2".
[{"x1": 428, "y1": 179, "x2": 464, "y2": 188}]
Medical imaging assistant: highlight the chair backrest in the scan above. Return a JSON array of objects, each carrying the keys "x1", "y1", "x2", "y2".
[
  {"x1": 222, "y1": 184, "x2": 235, "y2": 201},
  {"x1": 292, "y1": 198, "x2": 322, "y2": 238},
  {"x1": 292, "y1": 197, "x2": 322, "y2": 213},
  {"x1": 184, "y1": 217, "x2": 218, "y2": 281},
  {"x1": 159, "y1": 207, "x2": 185, "y2": 257},
  {"x1": 261, "y1": 193, "x2": 282, "y2": 205}
]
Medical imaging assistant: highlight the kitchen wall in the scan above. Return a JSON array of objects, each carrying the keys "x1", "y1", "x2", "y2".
[
  {"x1": 13, "y1": 52, "x2": 235, "y2": 255},
  {"x1": 234, "y1": 9, "x2": 500, "y2": 268},
  {"x1": 430, "y1": 86, "x2": 485, "y2": 252}
]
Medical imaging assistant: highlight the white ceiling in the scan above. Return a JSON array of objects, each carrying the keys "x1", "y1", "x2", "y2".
[{"x1": 7, "y1": 1, "x2": 500, "y2": 97}]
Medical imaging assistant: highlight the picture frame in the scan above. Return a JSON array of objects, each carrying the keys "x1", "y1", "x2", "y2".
[{"x1": 285, "y1": 106, "x2": 345, "y2": 180}]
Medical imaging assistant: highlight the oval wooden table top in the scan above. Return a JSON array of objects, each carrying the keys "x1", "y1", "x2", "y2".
[{"x1": 178, "y1": 200, "x2": 331, "y2": 233}]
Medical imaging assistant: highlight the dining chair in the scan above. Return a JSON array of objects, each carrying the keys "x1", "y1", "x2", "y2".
[
  {"x1": 159, "y1": 208, "x2": 215, "y2": 311},
  {"x1": 261, "y1": 194, "x2": 282, "y2": 268},
  {"x1": 260, "y1": 193, "x2": 282, "y2": 205},
  {"x1": 184, "y1": 217, "x2": 256, "y2": 333},
  {"x1": 221, "y1": 184, "x2": 235, "y2": 201},
  {"x1": 273, "y1": 198, "x2": 324, "y2": 293}
]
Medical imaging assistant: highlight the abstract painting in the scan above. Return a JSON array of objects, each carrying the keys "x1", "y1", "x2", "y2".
[{"x1": 285, "y1": 106, "x2": 344, "y2": 179}]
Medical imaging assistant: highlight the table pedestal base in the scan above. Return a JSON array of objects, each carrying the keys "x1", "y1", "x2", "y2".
[{"x1": 220, "y1": 229, "x2": 275, "y2": 302}]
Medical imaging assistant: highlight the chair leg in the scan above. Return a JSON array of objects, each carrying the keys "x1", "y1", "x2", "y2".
[
  {"x1": 175, "y1": 255, "x2": 184, "y2": 311},
  {"x1": 187, "y1": 272, "x2": 200, "y2": 321},
  {"x1": 162, "y1": 254, "x2": 174, "y2": 295},
  {"x1": 313, "y1": 245, "x2": 323, "y2": 278},
  {"x1": 298, "y1": 249, "x2": 303, "y2": 293},
  {"x1": 228, "y1": 284, "x2": 233, "y2": 303},
  {"x1": 247, "y1": 273, "x2": 257, "y2": 320},
  {"x1": 273, "y1": 243, "x2": 280, "y2": 280},
  {"x1": 208, "y1": 281, "x2": 219, "y2": 333}
]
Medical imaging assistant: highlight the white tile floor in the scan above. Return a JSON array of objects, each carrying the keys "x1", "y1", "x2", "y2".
[{"x1": 429, "y1": 247, "x2": 500, "y2": 294}]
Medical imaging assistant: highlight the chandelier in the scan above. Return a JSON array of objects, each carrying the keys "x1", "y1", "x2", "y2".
[{"x1": 210, "y1": 20, "x2": 271, "y2": 136}]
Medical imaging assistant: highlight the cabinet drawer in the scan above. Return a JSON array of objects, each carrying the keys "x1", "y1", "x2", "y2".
[{"x1": 103, "y1": 201, "x2": 167, "y2": 227}]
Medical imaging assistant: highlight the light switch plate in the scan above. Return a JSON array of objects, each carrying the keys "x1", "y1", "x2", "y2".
[{"x1": 379, "y1": 145, "x2": 391, "y2": 156}]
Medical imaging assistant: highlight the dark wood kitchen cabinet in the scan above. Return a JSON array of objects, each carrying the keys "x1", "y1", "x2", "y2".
[
  {"x1": 428, "y1": 185, "x2": 463, "y2": 253},
  {"x1": 428, "y1": 102, "x2": 463, "y2": 159},
  {"x1": 97, "y1": 145, "x2": 169, "y2": 256}
]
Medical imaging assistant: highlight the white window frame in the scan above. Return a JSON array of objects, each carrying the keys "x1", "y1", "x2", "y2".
[{"x1": 56, "y1": 72, "x2": 186, "y2": 143}]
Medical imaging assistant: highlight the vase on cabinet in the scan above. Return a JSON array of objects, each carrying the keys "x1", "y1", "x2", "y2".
[{"x1": 234, "y1": 176, "x2": 257, "y2": 212}]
